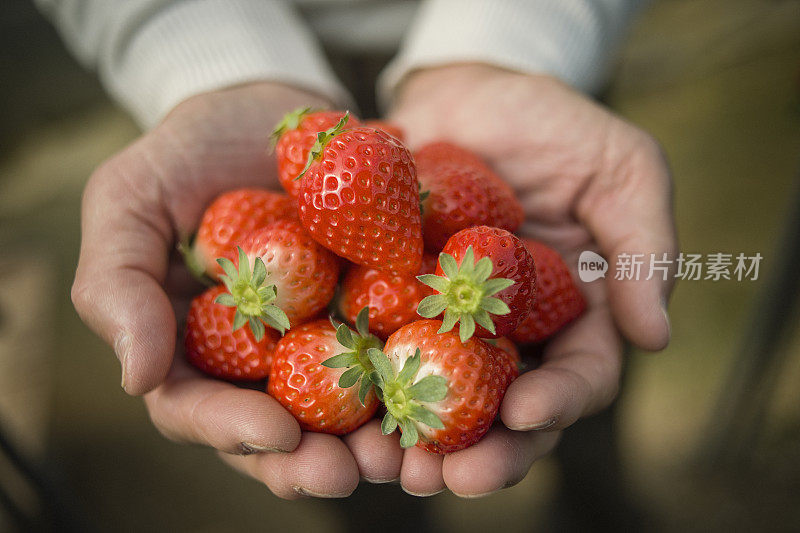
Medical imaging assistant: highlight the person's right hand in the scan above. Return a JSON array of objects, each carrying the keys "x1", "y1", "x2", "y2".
[{"x1": 71, "y1": 82, "x2": 405, "y2": 498}]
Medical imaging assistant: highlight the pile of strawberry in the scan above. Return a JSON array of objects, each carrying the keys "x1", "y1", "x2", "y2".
[{"x1": 182, "y1": 108, "x2": 587, "y2": 453}]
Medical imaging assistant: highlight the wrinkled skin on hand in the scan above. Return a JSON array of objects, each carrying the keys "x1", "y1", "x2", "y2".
[
  {"x1": 72, "y1": 83, "x2": 405, "y2": 499},
  {"x1": 383, "y1": 64, "x2": 677, "y2": 497}
]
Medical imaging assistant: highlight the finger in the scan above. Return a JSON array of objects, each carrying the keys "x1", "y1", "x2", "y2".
[
  {"x1": 400, "y1": 446, "x2": 445, "y2": 497},
  {"x1": 442, "y1": 426, "x2": 560, "y2": 498},
  {"x1": 501, "y1": 304, "x2": 622, "y2": 431},
  {"x1": 576, "y1": 128, "x2": 676, "y2": 351},
  {"x1": 72, "y1": 148, "x2": 176, "y2": 395},
  {"x1": 342, "y1": 419, "x2": 404, "y2": 483},
  {"x1": 219, "y1": 432, "x2": 360, "y2": 500},
  {"x1": 144, "y1": 361, "x2": 301, "y2": 454}
]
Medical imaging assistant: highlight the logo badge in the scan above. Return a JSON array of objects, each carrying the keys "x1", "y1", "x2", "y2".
[{"x1": 578, "y1": 251, "x2": 608, "y2": 282}]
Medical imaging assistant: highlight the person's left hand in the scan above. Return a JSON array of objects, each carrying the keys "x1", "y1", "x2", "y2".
[{"x1": 383, "y1": 64, "x2": 676, "y2": 497}]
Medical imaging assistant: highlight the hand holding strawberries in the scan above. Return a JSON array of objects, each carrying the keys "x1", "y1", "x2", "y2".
[
  {"x1": 71, "y1": 83, "x2": 408, "y2": 499},
  {"x1": 385, "y1": 64, "x2": 676, "y2": 496}
]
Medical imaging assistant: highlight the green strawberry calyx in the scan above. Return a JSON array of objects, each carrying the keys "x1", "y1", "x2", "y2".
[
  {"x1": 418, "y1": 183, "x2": 430, "y2": 215},
  {"x1": 214, "y1": 246, "x2": 290, "y2": 341},
  {"x1": 321, "y1": 307, "x2": 384, "y2": 406},
  {"x1": 269, "y1": 106, "x2": 315, "y2": 149},
  {"x1": 416, "y1": 245, "x2": 514, "y2": 343},
  {"x1": 367, "y1": 348, "x2": 448, "y2": 448},
  {"x1": 177, "y1": 235, "x2": 215, "y2": 287},
  {"x1": 296, "y1": 111, "x2": 351, "y2": 181}
]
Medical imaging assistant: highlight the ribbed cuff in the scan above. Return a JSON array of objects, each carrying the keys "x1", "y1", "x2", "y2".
[
  {"x1": 379, "y1": 0, "x2": 645, "y2": 107},
  {"x1": 100, "y1": 0, "x2": 352, "y2": 128}
]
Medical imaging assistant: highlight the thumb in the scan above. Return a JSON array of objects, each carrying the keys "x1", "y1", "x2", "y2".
[
  {"x1": 72, "y1": 152, "x2": 176, "y2": 395},
  {"x1": 577, "y1": 129, "x2": 676, "y2": 351}
]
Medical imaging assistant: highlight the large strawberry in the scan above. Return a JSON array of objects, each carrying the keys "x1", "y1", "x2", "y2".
[
  {"x1": 271, "y1": 108, "x2": 361, "y2": 198},
  {"x1": 268, "y1": 310, "x2": 382, "y2": 435},
  {"x1": 509, "y1": 240, "x2": 586, "y2": 344},
  {"x1": 368, "y1": 319, "x2": 517, "y2": 453},
  {"x1": 415, "y1": 142, "x2": 524, "y2": 252},
  {"x1": 338, "y1": 254, "x2": 438, "y2": 340},
  {"x1": 185, "y1": 286, "x2": 280, "y2": 380},
  {"x1": 215, "y1": 219, "x2": 339, "y2": 340},
  {"x1": 184, "y1": 188, "x2": 297, "y2": 280},
  {"x1": 417, "y1": 226, "x2": 536, "y2": 342},
  {"x1": 297, "y1": 115, "x2": 423, "y2": 275}
]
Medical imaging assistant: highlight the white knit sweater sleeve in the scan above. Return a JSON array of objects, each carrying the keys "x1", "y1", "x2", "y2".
[
  {"x1": 34, "y1": 0, "x2": 351, "y2": 128},
  {"x1": 379, "y1": 0, "x2": 648, "y2": 103}
]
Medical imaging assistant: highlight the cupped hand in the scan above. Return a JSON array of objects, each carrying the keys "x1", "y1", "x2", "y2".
[
  {"x1": 71, "y1": 82, "x2": 405, "y2": 499},
  {"x1": 387, "y1": 64, "x2": 677, "y2": 497}
]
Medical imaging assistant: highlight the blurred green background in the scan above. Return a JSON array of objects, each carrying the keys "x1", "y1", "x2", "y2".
[{"x1": 1, "y1": 0, "x2": 799, "y2": 531}]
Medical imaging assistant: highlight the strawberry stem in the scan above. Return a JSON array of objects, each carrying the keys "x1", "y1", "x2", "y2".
[
  {"x1": 177, "y1": 236, "x2": 215, "y2": 287},
  {"x1": 269, "y1": 106, "x2": 315, "y2": 148},
  {"x1": 296, "y1": 111, "x2": 351, "y2": 180},
  {"x1": 416, "y1": 246, "x2": 514, "y2": 342},
  {"x1": 215, "y1": 246, "x2": 290, "y2": 340}
]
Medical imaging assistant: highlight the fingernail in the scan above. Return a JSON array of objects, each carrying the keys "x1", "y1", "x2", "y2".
[
  {"x1": 361, "y1": 475, "x2": 400, "y2": 484},
  {"x1": 120, "y1": 356, "x2": 128, "y2": 389},
  {"x1": 511, "y1": 416, "x2": 558, "y2": 431},
  {"x1": 114, "y1": 333, "x2": 131, "y2": 390},
  {"x1": 661, "y1": 304, "x2": 671, "y2": 340},
  {"x1": 292, "y1": 486, "x2": 311, "y2": 498},
  {"x1": 292, "y1": 486, "x2": 349, "y2": 499},
  {"x1": 454, "y1": 477, "x2": 523, "y2": 499},
  {"x1": 453, "y1": 488, "x2": 501, "y2": 499},
  {"x1": 401, "y1": 486, "x2": 444, "y2": 497},
  {"x1": 240, "y1": 442, "x2": 289, "y2": 455}
]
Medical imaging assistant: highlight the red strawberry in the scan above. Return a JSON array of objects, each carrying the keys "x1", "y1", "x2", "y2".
[
  {"x1": 494, "y1": 337, "x2": 521, "y2": 373},
  {"x1": 185, "y1": 189, "x2": 297, "y2": 280},
  {"x1": 268, "y1": 310, "x2": 382, "y2": 435},
  {"x1": 215, "y1": 219, "x2": 339, "y2": 340},
  {"x1": 509, "y1": 240, "x2": 586, "y2": 344},
  {"x1": 338, "y1": 254, "x2": 437, "y2": 340},
  {"x1": 415, "y1": 142, "x2": 491, "y2": 172},
  {"x1": 185, "y1": 286, "x2": 280, "y2": 380},
  {"x1": 297, "y1": 116, "x2": 423, "y2": 275},
  {"x1": 415, "y1": 142, "x2": 524, "y2": 252},
  {"x1": 417, "y1": 226, "x2": 536, "y2": 341},
  {"x1": 272, "y1": 108, "x2": 362, "y2": 198},
  {"x1": 364, "y1": 119, "x2": 405, "y2": 142},
  {"x1": 368, "y1": 319, "x2": 518, "y2": 453},
  {"x1": 490, "y1": 337, "x2": 523, "y2": 388}
]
